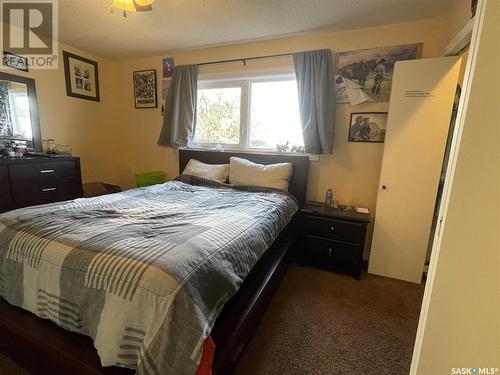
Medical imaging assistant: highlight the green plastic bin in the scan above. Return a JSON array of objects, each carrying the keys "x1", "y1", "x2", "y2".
[{"x1": 134, "y1": 171, "x2": 167, "y2": 187}]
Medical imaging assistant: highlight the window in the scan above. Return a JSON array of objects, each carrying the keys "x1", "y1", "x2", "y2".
[
  {"x1": 194, "y1": 76, "x2": 304, "y2": 151},
  {"x1": 194, "y1": 85, "x2": 242, "y2": 145}
]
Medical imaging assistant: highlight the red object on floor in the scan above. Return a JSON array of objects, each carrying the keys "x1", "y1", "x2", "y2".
[{"x1": 195, "y1": 336, "x2": 216, "y2": 375}]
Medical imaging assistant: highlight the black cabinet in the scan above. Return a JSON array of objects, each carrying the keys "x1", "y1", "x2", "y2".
[
  {"x1": 0, "y1": 157, "x2": 83, "y2": 213},
  {"x1": 299, "y1": 202, "x2": 370, "y2": 279}
]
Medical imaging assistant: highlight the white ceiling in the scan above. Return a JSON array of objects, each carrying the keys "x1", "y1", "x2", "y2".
[{"x1": 58, "y1": 0, "x2": 452, "y2": 60}]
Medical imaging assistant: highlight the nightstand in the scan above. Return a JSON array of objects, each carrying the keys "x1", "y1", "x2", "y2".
[{"x1": 298, "y1": 202, "x2": 371, "y2": 279}]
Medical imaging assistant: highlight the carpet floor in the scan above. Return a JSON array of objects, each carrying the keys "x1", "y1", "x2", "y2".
[
  {"x1": 0, "y1": 354, "x2": 28, "y2": 375},
  {"x1": 0, "y1": 266, "x2": 424, "y2": 375},
  {"x1": 234, "y1": 266, "x2": 425, "y2": 375}
]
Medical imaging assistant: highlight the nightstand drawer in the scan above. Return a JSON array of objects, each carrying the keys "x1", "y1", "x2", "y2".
[
  {"x1": 303, "y1": 236, "x2": 360, "y2": 267},
  {"x1": 304, "y1": 215, "x2": 365, "y2": 245}
]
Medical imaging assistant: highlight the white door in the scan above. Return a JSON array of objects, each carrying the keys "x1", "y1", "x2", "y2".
[{"x1": 368, "y1": 57, "x2": 461, "y2": 283}]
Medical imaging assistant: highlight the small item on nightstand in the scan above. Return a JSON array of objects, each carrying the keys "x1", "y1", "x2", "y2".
[{"x1": 325, "y1": 188, "x2": 333, "y2": 207}]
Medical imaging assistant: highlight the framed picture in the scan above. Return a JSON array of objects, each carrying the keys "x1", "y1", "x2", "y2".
[
  {"x1": 348, "y1": 112, "x2": 388, "y2": 143},
  {"x1": 133, "y1": 69, "x2": 158, "y2": 109},
  {"x1": 2, "y1": 51, "x2": 28, "y2": 72},
  {"x1": 336, "y1": 43, "x2": 422, "y2": 103},
  {"x1": 63, "y1": 51, "x2": 100, "y2": 102}
]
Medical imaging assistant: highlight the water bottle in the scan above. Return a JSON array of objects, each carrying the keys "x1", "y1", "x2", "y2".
[{"x1": 325, "y1": 188, "x2": 333, "y2": 207}]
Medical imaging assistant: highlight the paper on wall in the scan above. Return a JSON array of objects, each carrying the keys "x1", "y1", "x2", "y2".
[
  {"x1": 335, "y1": 74, "x2": 374, "y2": 106},
  {"x1": 344, "y1": 77, "x2": 374, "y2": 105}
]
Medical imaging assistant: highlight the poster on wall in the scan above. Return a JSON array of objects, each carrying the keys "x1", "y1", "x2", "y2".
[
  {"x1": 162, "y1": 57, "x2": 175, "y2": 101},
  {"x1": 63, "y1": 51, "x2": 100, "y2": 102},
  {"x1": 348, "y1": 112, "x2": 388, "y2": 143},
  {"x1": 336, "y1": 43, "x2": 422, "y2": 104},
  {"x1": 133, "y1": 69, "x2": 157, "y2": 108}
]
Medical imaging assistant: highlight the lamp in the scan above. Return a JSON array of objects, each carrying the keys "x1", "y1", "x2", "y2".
[{"x1": 110, "y1": 0, "x2": 154, "y2": 17}]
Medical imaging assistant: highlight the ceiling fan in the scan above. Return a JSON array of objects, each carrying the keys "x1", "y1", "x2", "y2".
[{"x1": 110, "y1": 0, "x2": 154, "y2": 17}]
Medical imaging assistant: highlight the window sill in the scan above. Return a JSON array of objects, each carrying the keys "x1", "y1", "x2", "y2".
[{"x1": 180, "y1": 146, "x2": 320, "y2": 161}]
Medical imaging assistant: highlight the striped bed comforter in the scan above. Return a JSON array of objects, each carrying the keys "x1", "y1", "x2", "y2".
[{"x1": 0, "y1": 176, "x2": 298, "y2": 375}]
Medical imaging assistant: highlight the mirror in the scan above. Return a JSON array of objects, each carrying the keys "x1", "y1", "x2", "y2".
[
  {"x1": 0, "y1": 81, "x2": 32, "y2": 140},
  {"x1": 0, "y1": 72, "x2": 41, "y2": 151}
]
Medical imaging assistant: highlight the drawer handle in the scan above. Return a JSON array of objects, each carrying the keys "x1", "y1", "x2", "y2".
[
  {"x1": 40, "y1": 169, "x2": 55, "y2": 174},
  {"x1": 329, "y1": 248, "x2": 333, "y2": 257},
  {"x1": 42, "y1": 187, "x2": 57, "y2": 192},
  {"x1": 330, "y1": 226, "x2": 335, "y2": 231}
]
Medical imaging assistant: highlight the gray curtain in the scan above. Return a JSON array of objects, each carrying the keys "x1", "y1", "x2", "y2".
[
  {"x1": 158, "y1": 64, "x2": 199, "y2": 148},
  {"x1": 293, "y1": 49, "x2": 335, "y2": 154}
]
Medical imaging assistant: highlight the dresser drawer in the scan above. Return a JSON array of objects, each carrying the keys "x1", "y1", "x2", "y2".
[
  {"x1": 9, "y1": 161, "x2": 77, "y2": 182},
  {"x1": 303, "y1": 215, "x2": 365, "y2": 245},
  {"x1": 303, "y1": 236, "x2": 361, "y2": 268},
  {"x1": 12, "y1": 176, "x2": 81, "y2": 207}
]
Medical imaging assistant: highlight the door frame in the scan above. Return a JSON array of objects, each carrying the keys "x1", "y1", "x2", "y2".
[{"x1": 409, "y1": 0, "x2": 487, "y2": 372}]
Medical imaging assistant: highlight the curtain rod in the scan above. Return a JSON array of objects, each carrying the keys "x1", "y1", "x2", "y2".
[{"x1": 197, "y1": 52, "x2": 294, "y2": 67}]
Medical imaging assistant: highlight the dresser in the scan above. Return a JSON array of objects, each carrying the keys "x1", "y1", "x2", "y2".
[
  {"x1": 0, "y1": 157, "x2": 83, "y2": 213},
  {"x1": 299, "y1": 202, "x2": 370, "y2": 279}
]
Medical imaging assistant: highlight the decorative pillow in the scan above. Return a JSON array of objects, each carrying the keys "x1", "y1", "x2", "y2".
[
  {"x1": 182, "y1": 159, "x2": 229, "y2": 183},
  {"x1": 229, "y1": 157, "x2": 293, "y2": 190}
]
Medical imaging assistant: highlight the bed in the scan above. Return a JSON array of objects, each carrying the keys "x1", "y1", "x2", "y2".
[{"x1": 0, "y1": 149, "x2": 309, "y2": 375}]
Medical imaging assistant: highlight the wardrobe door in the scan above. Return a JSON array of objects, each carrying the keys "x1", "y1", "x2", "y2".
[{"x1": 368, "y1": 57, "x2": 461, "y2": 283}]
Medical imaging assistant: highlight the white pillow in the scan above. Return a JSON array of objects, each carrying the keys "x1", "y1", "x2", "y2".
[
  {"x1": 182, "y1": 159, "x2": 229, "y2": 183},
  {"x1": 229, "y1": 157, "x2": 293, "y2": 190}
]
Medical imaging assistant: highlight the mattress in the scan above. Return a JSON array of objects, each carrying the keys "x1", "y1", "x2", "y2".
[{"x1": 0, "y1": 175, "x2": 297, "y2": 375}]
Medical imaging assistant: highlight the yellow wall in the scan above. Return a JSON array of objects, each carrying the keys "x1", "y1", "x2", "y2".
[
  {"x1": 116, "y1": 17, "x2": 447, "y2": 200},
  {"x1": 413, "y1": 0, "x2": 500, "y2": 372},
  {"x1": 0, "y1": 42, "x2": 129, "y2": 186},
  {"x1": 442, "y1": 0, "x2": 474, "y2": 43}
]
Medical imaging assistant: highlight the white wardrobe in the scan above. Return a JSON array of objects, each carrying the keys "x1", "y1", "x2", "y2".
[{"x1": 368, "y1": 57, "x2": 461, "y2": 283}]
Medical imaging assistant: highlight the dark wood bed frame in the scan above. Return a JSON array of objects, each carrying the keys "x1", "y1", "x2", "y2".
[{"x1": 0, "y1": 149, "x2": 309, "y2": 375}]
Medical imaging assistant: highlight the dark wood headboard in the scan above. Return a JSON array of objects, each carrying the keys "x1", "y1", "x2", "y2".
[{"x1": 179, "y1": 149, "x2": 309, "y2": 205}]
